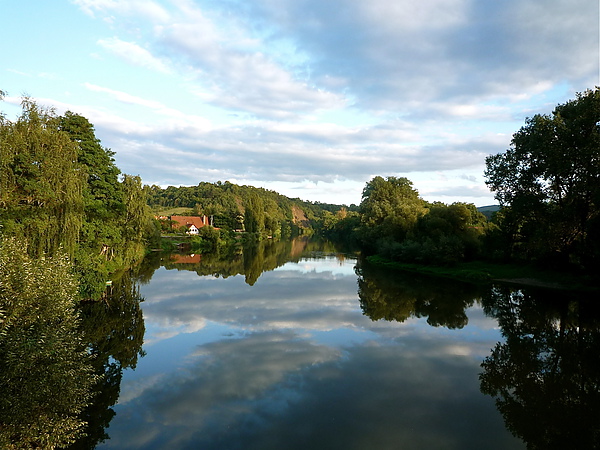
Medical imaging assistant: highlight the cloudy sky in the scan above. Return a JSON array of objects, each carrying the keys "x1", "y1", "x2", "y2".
[{"x1": 1, "y1": 0, "x2": 598, "y2": 206}]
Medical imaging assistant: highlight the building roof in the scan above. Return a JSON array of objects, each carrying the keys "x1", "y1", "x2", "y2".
[{"x1": 169, "y1": 215, "x2": 207, "y2": 229}]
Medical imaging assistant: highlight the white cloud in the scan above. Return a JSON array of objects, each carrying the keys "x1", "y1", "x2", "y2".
[
  {"x1": 97, "y1": 37, "x2": 171, "y2": 74},
  {"x1": 157, "y1": 13, "x2": 346, "y2": 118},
  {"x1": 82, "y1": 83, "x2": 213, "y2": 131},
  {"x1": 72, "y1": 0, "x2": 170, "y2": 22},
  {"x1": 249, "y1": 0, "x2": 597, "y2": 109},
  {"x1": 6, "y1": 68, "x2": 33, "y2": 77},
  {"x1": 358, "y1": 0, "x2": 468, "y2": 32},
  {"x1": 84, "y1": 82, "x2": 164, "y2": 108}
]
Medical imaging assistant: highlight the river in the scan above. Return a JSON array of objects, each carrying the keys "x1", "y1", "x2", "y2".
[{"x1": 4, "y1": 237, "x2": 597, "y2": 449}]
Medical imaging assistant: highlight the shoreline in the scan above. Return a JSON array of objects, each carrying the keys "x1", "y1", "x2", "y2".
[{"x1": 365, "y1": 255, "x2": 599, "y2": 292}]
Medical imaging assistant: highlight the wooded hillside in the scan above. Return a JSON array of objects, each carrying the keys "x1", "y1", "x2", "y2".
[{"x1": 145, "y1": 181, "x2": 348, "y2": 237}]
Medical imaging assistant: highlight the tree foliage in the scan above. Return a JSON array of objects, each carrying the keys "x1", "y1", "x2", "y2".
[
  {"x1": 59, "y1": 112, "x2": 124, "y2": 222},
  {"x1": 0, "y1": 99, "x2": 85, "y2": 257},
  {"x1": 1, "y1": 97, "x2": 158, "y2": 299},
  {"x1": 485, "y1": 88, "x2": 600, "y2": 268},
  {"x1": 0, "y1": 238, "x2": 97, "y2": 448},
  {"x1": 360, "y1": 176, "x2": 426, "y2": 234},
  {"x1": 349, "y1": 176, "x2": 488, "y2": 264},
  {"x1": 357, "y1": 176, "x2": 427, "y2": 254},
  {"x1": 402, "y1": 202, "x2": 487, "y2": 264}
]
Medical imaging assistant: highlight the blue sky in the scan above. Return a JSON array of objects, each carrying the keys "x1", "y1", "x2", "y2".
[{"x1": 1, "y1": 0, "x2": 598, "y2": 206}]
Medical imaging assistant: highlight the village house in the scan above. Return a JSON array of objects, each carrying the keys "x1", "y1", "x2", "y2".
[
  {"x1": 186, "y1": 224, "x2": 199, "y2": 235},
  {"x1": 168, "y1": 215, "x2": 210, "y2": 234}
]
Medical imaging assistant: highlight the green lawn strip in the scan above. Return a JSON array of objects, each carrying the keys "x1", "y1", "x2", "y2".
[
  {"x1": 365, "y1": 256, "x2": 598, "y2": 291},
  {"x1": 152, "y1": 206, "x2": 195, "y2": 216}
]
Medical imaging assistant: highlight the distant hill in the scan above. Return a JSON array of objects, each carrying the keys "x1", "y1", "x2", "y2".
[
  {"x1": 477, "y1": 205, "x2": 500, "y2": 220},
  {"x1": 145, "y1": 181, "x2": 348, "y2": 233}
]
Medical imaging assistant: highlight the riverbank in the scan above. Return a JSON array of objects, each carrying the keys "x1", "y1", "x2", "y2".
[{"x1": 366, "y1": 255, "x2": 599, "y2": 292}]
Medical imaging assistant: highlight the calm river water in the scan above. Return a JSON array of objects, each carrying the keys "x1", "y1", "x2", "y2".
[{"x1": 87, "y1": 238, "x2": 598, "y2": 449}]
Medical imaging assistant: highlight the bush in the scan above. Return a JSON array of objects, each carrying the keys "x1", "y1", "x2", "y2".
[
  {"x1": 0, "y1": 238, "x2": 97, "y2": 448},
  {"x1": 190, "y1": 226, "x2": 223, "y2": 252}
]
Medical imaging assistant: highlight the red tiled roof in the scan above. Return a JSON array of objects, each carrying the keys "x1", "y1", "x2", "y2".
[{"x1": 169, "y1": 215, "x2": 208, "y2": 229}]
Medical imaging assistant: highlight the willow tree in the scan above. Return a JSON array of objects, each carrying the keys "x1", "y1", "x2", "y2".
[{"x1": 0, "y1": 98, "x2": 85, "y2": 257}]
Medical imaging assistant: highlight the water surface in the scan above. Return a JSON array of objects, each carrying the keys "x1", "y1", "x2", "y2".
[{"x1": 98, "y1": 244, "x2": 526, "y2": 449}]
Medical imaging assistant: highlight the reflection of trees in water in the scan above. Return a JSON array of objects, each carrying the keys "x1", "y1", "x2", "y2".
[
  {"x1": 0, "y1": 239, "x2": 96, "y2": 449},
  {"x1": 479, "y1": 286, "x2": 600, "y2": 449},
  {"x1": 141, "y1": 236, "x2": 344, "y2": 286},
  {"x1": 357, "y1": 260, "x2": 600, "y2": 447},
  {"x1": 356, "y1": 259, "x2": 480, "y2": 329},
  {"x1": 69, "y1": 271, "x2": 146, "y2": 449}
]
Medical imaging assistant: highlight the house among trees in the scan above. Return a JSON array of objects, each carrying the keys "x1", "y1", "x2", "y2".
[
  {"x1": 186, "y1": 224, "x2": 199, "y2": 235},
  {"x1": 166, "y1": 215, "x2": 213, "y2": 234}
]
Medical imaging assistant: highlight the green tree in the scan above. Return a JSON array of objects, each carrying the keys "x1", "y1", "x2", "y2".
[
  {"x1": 0, "y1": 98, "x2": 85, "y2": 257},
  {"x1": 484, "y1": 88, "x2": 600, "y2": 268},
  {"x1": 58, "y1": 112, "x2": 131, "y2": 298},
  {"x1": 59, "y1": 111, "x2": 124, "y2": 220},
  {"x1": 0, "y1": 238, "x2": 96, "y2": 448},
  {"x1": 243, "y1": 192, "x2": 265, "y2": 234},
  {"x1": 121, "y1": 174, "x2": 152, "y2": 263},
  {"x1": 358, "y1": 176, "x2": 426, "y2": 253}
]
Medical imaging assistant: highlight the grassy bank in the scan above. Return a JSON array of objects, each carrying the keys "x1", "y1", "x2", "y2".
[{"x1": 366, "y1": 255, "x2": 599, "y2": 292}]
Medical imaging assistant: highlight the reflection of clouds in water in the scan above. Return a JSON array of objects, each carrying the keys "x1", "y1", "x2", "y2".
[
  {"x1": 143, "y1": 319, "x2": 208, "y2": 345},
  {"x1": 100, "y1": 258, "x2": 520, "y2": 449},
  {"x1": 140, "y1": 263, "x2": 502, "y2": 357},
  {"x1": 184, "y1": 331, "x2": 341, "y2": 405},
  {"x1": 140, "y1": 264, "x2": 366, "y2": 345},
  {"x1": 104, "y1": 330, "x2": 521, "y2": 450},
  {"x1": 104, "y1": 330, "x2": 341, "y2": 449},
  {"x1": 278, "y1": 256, "x2": 358, "y2": 277},
  {"x1": 117, "y1": 372, "x2": 167, "y2": 405},
  {"x1": 465, "y1": 304, "x2": 502, "y2": 331}
]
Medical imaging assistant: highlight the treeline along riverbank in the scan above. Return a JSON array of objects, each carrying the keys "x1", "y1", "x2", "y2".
[
  {"x1": 0, "y1": 88, "x2": 599, "y2": 447},
  {"x1": 2, "y1": 88, "x2": 599, "y2": 302}
]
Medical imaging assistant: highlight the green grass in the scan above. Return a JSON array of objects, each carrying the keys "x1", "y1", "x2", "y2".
[
  {"x1": 366, "y1": 255, "x2": 599, "y2": 291},
  {"x1": 152, "y1": 206, "x2": 195, "y2": 216}
]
